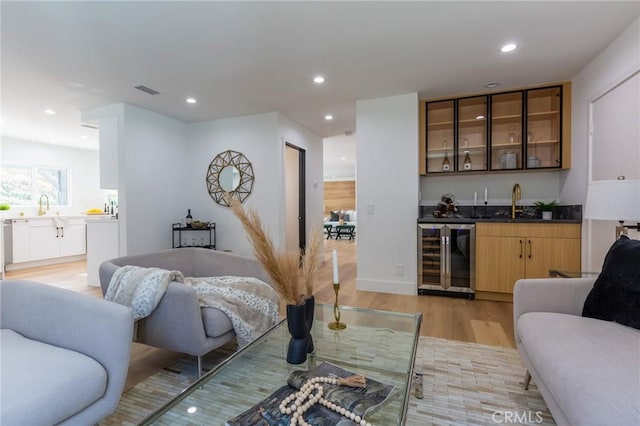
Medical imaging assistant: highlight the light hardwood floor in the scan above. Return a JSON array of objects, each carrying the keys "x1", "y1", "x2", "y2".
[{"x1": 3, "y1": 239, "x2": 515, "y2": 390}]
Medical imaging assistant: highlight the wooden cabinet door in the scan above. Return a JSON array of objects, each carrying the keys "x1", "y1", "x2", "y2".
[
  {"x1": 476, "y1": 235, "x2": 525, "y2": 293},
  {"x1": 525, "y1": 237, "x2": 581, "y2": 279}
]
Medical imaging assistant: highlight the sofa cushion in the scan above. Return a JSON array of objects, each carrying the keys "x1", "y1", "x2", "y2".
[
  {"x1": 201, "y1": 306, "x2": 234, "y2": 337},
  {"x1": 1, "y1": 329, "x2": 107, "y2": 425},
  {"x1": 518, "y1": 312, "x2": 640, "y2": 425},
  {"x1": 330, "y1": 211, "x2": 339, "y2": 221},
  {"x1": 582, "y1": 235, "x2": 640, "y2": 329}
]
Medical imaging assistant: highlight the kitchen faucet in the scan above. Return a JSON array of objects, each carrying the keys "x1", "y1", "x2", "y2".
[
  {"x1": 38, "y1": 194, "x2": 49, "y2": 216},
  {"x1": 511, "y1": 183, "x2": 523, "y2": 219}
]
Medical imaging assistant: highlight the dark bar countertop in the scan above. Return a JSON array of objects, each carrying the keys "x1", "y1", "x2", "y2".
[{"x1": 417, "y1": 204, "x2": 582, "y2": 224}]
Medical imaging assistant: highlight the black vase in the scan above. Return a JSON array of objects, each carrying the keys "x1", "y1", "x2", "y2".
[
  {"x1": 305, "y1": 295, "x2": 315, "y2": 354},
  {"x1": 286, "y1": 303, "x2": 309, "y2": 364}
]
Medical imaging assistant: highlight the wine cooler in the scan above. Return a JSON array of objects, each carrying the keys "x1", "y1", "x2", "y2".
[{"x1": 417, "y1": 223, "x2": 475, "y2": 298}]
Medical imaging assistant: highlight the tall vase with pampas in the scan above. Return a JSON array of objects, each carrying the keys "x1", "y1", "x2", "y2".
[{"x1": 229, "y1": 198, "x2": 321, "y2": 364}]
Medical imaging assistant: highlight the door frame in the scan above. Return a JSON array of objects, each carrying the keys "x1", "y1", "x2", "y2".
[{"x1": 285, "y1": 142, "x2": 306, "y2": 254}]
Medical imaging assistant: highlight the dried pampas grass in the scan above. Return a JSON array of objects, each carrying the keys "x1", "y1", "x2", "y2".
[{"x1": 229, "y1": 197, "x2": 321, "y2": 305}]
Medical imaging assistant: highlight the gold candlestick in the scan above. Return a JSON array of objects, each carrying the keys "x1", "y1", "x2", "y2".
[{"x1": 328, "y1": 283, "x2": 346, "y2": 330}]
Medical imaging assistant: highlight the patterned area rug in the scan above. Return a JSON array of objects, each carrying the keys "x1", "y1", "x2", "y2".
[{"x1": 101, "y1": 337, "x2": 554, "y2": 425}]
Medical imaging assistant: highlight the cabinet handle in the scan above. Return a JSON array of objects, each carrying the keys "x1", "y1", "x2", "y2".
[
  {"x1": 519, "y1": 239, "x2": 523, "y2": 258},
  {"x1": 56, "y1": 227, "x2": 59, "y2": 238},
  {"x1": 61, "y1": 227, "x2": 64, "y2": 238},
  {"x1": 528, "y1": 239, "x2": 532, "y2": 259}
]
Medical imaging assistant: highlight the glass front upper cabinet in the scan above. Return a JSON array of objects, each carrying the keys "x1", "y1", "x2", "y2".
[
  {"x1": 490, "y1": 91, "x2": 523, "y2": 170},
  {"x1": 457, "y1": 96, "x2": 488, "y2": 172},
  {"x1": 426, "y1": 100, "x2": 454, "y2": 173},
  {"x1": 526, "y1": 86, "x2": 562, "y2": 169},
  {"x1": 420, "y1": 82, "x2": 569, "y2": 175}
]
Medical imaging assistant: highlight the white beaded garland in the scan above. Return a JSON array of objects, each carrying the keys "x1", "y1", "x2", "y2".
[{"x1": 279, "y1": 376, "x2": 374, "y2": 426}]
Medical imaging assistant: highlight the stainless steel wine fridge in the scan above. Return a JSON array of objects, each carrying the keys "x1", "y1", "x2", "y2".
[{"x1": 417, "y1": 223, "x2": 476, "y2": 298}]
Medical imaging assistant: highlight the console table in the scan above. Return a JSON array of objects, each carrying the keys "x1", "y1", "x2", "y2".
[
  {"x1": 171, "y1": 223, "x2": 216, "y2": 249},
  {"x1": 141, "y1": 304, "x2": 422, "y2": 425}
]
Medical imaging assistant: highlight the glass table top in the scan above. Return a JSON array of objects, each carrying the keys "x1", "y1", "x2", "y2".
[
  {"x1": 548, "y1": 269, "x2": 600, "y2": 278},
  {"x1": 141, "y1": 303, "x2": 422, "y2": 425}
]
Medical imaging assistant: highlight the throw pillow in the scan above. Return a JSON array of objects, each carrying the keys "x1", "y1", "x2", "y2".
[
  {"x1": 330, "y1": 211, "x2": 339, "y2": 221},
  {"x1": 343, "y1": 213, "x2": 350, "y2": 222},
  {"x1": 582, "y1": 235, "x2": 640, "y2": 329}
]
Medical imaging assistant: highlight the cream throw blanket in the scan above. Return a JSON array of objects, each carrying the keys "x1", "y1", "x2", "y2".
[
  {"x1": 105, "y1": 266, "x2": 279, "y2": 346},
  {"x1": 105, "y1": 266, "x2": 182, "y2": 321},
  {"x1": 185, "y1": 276, "x2": 279, "y2": 347}
]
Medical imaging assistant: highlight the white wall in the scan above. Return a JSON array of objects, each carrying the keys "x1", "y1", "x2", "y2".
[
  {"x1": 188, "y1": 112, "x2": 323, "y2": 257},
  {"x1": 188, "y1": 112, "x2": 281, "y2": 255},
  {"x1": 356, "y1": 93, "x2": 419, "y2": 295},
  {"x1": 0, "y1": 136, "x2": 102, "y2": 216},
  {"x1": 566, "y1": 18, "x2": 640, "y2": 271},
  {"x1": 120, "y1": 105, "x2": 189, "y2": 255}
]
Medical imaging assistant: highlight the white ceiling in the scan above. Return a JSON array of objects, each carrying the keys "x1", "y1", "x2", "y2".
[{"x1": 1, "y1": 2, "x2": 638, "y2": 179}]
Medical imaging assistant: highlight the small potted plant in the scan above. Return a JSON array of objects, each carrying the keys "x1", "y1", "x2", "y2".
[{"x1": 534, "y1": 200, "x2": 557, "y2": 220}]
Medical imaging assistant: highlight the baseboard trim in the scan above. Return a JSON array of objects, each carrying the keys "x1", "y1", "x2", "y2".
[
  {"x1": 5, "y1": 254, "x2": 86, "y2": 271},
  {"x1": 475, "y1": 291, "x2": 513, "y2": 303},
  {"x1": 356, "y1": 278, "x2": 416, "y2": 295}
]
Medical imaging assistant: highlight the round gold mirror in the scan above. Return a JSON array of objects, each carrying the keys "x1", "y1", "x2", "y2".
[{"x1": 206, "y1": 150, "x2": 254, "y2": 206}]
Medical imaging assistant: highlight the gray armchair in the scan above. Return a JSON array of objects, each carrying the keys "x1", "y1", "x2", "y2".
[
  {"x1": 1, "y1": 280, "x2": 133, "y2": 425},
  {"x1": 99, "y1": 247, "x2": 274, "y2": 377}
]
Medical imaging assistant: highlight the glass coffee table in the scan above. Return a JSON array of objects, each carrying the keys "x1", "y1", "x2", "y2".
[{"x1": 141, "y1": 304, "x2": 422, "y2": 425}]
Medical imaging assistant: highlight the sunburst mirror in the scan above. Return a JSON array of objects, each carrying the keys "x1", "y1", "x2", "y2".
[{"x1": 206, "y1": 150, "x2": 255, "y2": 206}]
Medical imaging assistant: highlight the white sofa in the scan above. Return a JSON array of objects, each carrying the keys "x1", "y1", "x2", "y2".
[
  {"x1": 514, "y1": 278, "x2": 640, "y2": 426},
  {"x1": 1, "y1": 280, "x2": 134, "y2": 425}
]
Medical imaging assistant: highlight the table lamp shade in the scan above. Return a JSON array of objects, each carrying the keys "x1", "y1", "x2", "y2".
[{"x1": 584, "y1": 180, "x2": 640, "y2": 221}]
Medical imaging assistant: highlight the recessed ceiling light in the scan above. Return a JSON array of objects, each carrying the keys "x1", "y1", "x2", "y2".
[
  {"x1": 44, "y1": 109, "x2": 56, "y2": 115},
  {"x1": 475, "y1": 115, "x2": 486, "y2": 120},
  {"x1": 500, "y1": 43, "x2": 517, "y2": 53},
  {"x1": 186, "y1": 98, "x2": 197, "y2": 104},
  {"x1": 187, "y1": 407, "x2": 197, "y2": 414},
  {"x1": 82, "y1": 135, "x2": 88, "y2": 140},
  {"x1": 324, "y1": 115, "x2": 333, "y2": 120},
  {"x1": 485, "y1": 82, "x2": 499, "y2": 88},
  {"x1": 341, "y1": 157, "x2": 346, "y2": 161},
  {"x1": 313, "y1": 76, "x2": 325, "y2": 84}
]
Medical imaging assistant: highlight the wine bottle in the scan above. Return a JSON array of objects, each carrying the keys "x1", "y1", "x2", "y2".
[
  {"x1": 463, "y1": 151, "x2": 472, "y2": 170},
  {"x1": 186, "y1": 209, "x2": 193, "y2": 228},
  {"x1": 442, "y1": 151, "x2": 450, "y2": 172}
]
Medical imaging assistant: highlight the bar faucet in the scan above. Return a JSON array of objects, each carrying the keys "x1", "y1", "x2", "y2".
[
  {"x1": 38, "y1": 194, "x2": 49, "y2": 216},
  {"x1": 511, "y1": 183, "x2": 523, "y2": 219}
]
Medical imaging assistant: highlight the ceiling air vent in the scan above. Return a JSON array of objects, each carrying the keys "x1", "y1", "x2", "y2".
[
  {"x1": 134, "y1": 85, "x2": 160, "y2": 95},
  {"x1": 81, "y1": 123, "x2": 99, "y2": 129}
]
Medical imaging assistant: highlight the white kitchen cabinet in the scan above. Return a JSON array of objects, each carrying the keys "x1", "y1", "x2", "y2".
[
  {"x1": 29, "y1": 221, "x2": 60, "y2": 261},
  {"x1": 59, "y1": 221, "x2": 87, "y2": 257},
  {"x1": 86, "y1": 217, "x2": 119, "y2": 287},
  {"x1": 11, "y1": 219, "x2": 30, "y2": 263},
  {"x1": 11, "y1": 217, "x2": 86, "y2": 263}
]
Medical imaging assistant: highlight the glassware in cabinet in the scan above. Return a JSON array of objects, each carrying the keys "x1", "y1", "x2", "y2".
[
  {"x1": 491, "y1": 91, "x2": 523, "y2": 170},
  {"x1": 526, "y1": 86, "x2": 562, "y2": 169},
  {"x1": 426, "y1": 100, "x2": 454, "y2": 173},
  {"x1": 457, "y1": 96, "x2": 488, "y2": 171}
]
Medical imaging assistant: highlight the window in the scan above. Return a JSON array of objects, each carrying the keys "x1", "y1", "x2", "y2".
[{"x1": 0, "y1": 165, "x2": 70, "y2": 206}]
